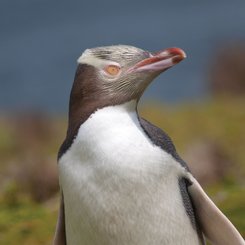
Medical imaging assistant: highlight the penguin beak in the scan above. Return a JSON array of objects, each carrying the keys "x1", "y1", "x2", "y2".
[{"x1": 128, "y1": 47, "x2": 186, "y2": 73}]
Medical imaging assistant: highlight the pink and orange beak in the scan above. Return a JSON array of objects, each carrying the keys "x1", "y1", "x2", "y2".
[{"x1": 129, "y1": 47, "x2": 186, "y2": 73}]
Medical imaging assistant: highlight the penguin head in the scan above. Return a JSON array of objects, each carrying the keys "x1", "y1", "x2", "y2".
[
  {"x1": 73, "y1": 45, "x2": 186, "y2": 105},
  {"x1": 59, "y1": 45, "x2": 186, "y2": 158}
]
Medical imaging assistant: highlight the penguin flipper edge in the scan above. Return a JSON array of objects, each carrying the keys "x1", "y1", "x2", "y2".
[
  {"x1": 188, "y1": 177, "x2": 244, "y2": 245},
  {"x1": 53, "y1": 194, "x2": 66, "y2": 245}
]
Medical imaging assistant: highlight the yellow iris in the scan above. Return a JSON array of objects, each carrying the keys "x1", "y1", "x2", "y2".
[{"x1": 105, "y1": 65, "x2": 120, "y2": 76}]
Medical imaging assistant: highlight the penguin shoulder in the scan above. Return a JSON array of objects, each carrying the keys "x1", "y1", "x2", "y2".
[{"x1": 139, "y1": 117, "x2": 189, "y2": 170}]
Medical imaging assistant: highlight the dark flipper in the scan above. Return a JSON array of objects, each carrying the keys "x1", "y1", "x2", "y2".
[
  {"x1": 179, "y1": 178, "x2": 205, "y2": 244},
  {"x1": 53, "y1": 193, "x2": 66, "y2": 245}
]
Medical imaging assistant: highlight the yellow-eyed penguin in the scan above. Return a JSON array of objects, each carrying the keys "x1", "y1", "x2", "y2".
[{"x1": 53, "y1": 45, "x2": 244, "y2": 245}]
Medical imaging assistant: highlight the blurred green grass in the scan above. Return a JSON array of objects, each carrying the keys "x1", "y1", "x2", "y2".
[
  {"x1": 0, "y1": 98, "x2": 244, "y2": 244},
  {"x1": 0, "y1": 198, "x2": 57, "y2": 245}
]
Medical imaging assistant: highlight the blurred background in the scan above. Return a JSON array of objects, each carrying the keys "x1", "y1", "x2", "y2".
[{"x1": 0, "y1": 0, "x2": 244, "y2": 244}]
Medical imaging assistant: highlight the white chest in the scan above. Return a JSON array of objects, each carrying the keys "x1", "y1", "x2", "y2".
[{"x1": 59, "y1": 101, "x2": 200, "y2": 245}]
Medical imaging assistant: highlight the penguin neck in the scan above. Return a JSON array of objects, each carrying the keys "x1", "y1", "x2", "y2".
[
  {"x1": 58, "y1": 98, "x2": 138, "y2": 159},
  {"x1": 68, "y1": 98, "x2": 138, "y2": 140}
]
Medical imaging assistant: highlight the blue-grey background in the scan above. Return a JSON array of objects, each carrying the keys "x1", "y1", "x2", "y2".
[{"x1": 1, "y1": 0, "x2": 245, "y2": 113}]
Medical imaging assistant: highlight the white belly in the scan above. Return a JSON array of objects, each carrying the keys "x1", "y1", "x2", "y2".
[{"x1": 59, "y1": 101, "x2": 200, "y2": 245}]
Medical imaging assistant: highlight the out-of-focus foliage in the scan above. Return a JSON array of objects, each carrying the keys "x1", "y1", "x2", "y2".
[
  {"x1": 0, "y1": 98, "x2": 244, "y2": 244},
  {"x1": 0, "y1": 196, "x2": 57, "y2": 245},
  {"x1": 209, "y1": 43, "x2": 245, "y2": 97}
]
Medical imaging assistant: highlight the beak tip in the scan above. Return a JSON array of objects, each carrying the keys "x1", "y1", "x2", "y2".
[
  {"x1": 169, "y1": 48, "x2": 187, "y2": 64},
  {"x1": 181, "y1": 50, "x2": 187, "y2": 59}
]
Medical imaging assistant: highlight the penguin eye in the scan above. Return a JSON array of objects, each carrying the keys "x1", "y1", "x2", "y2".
[{"x1": 105, "y1": 65, "x2": 121, "y2": 76}]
